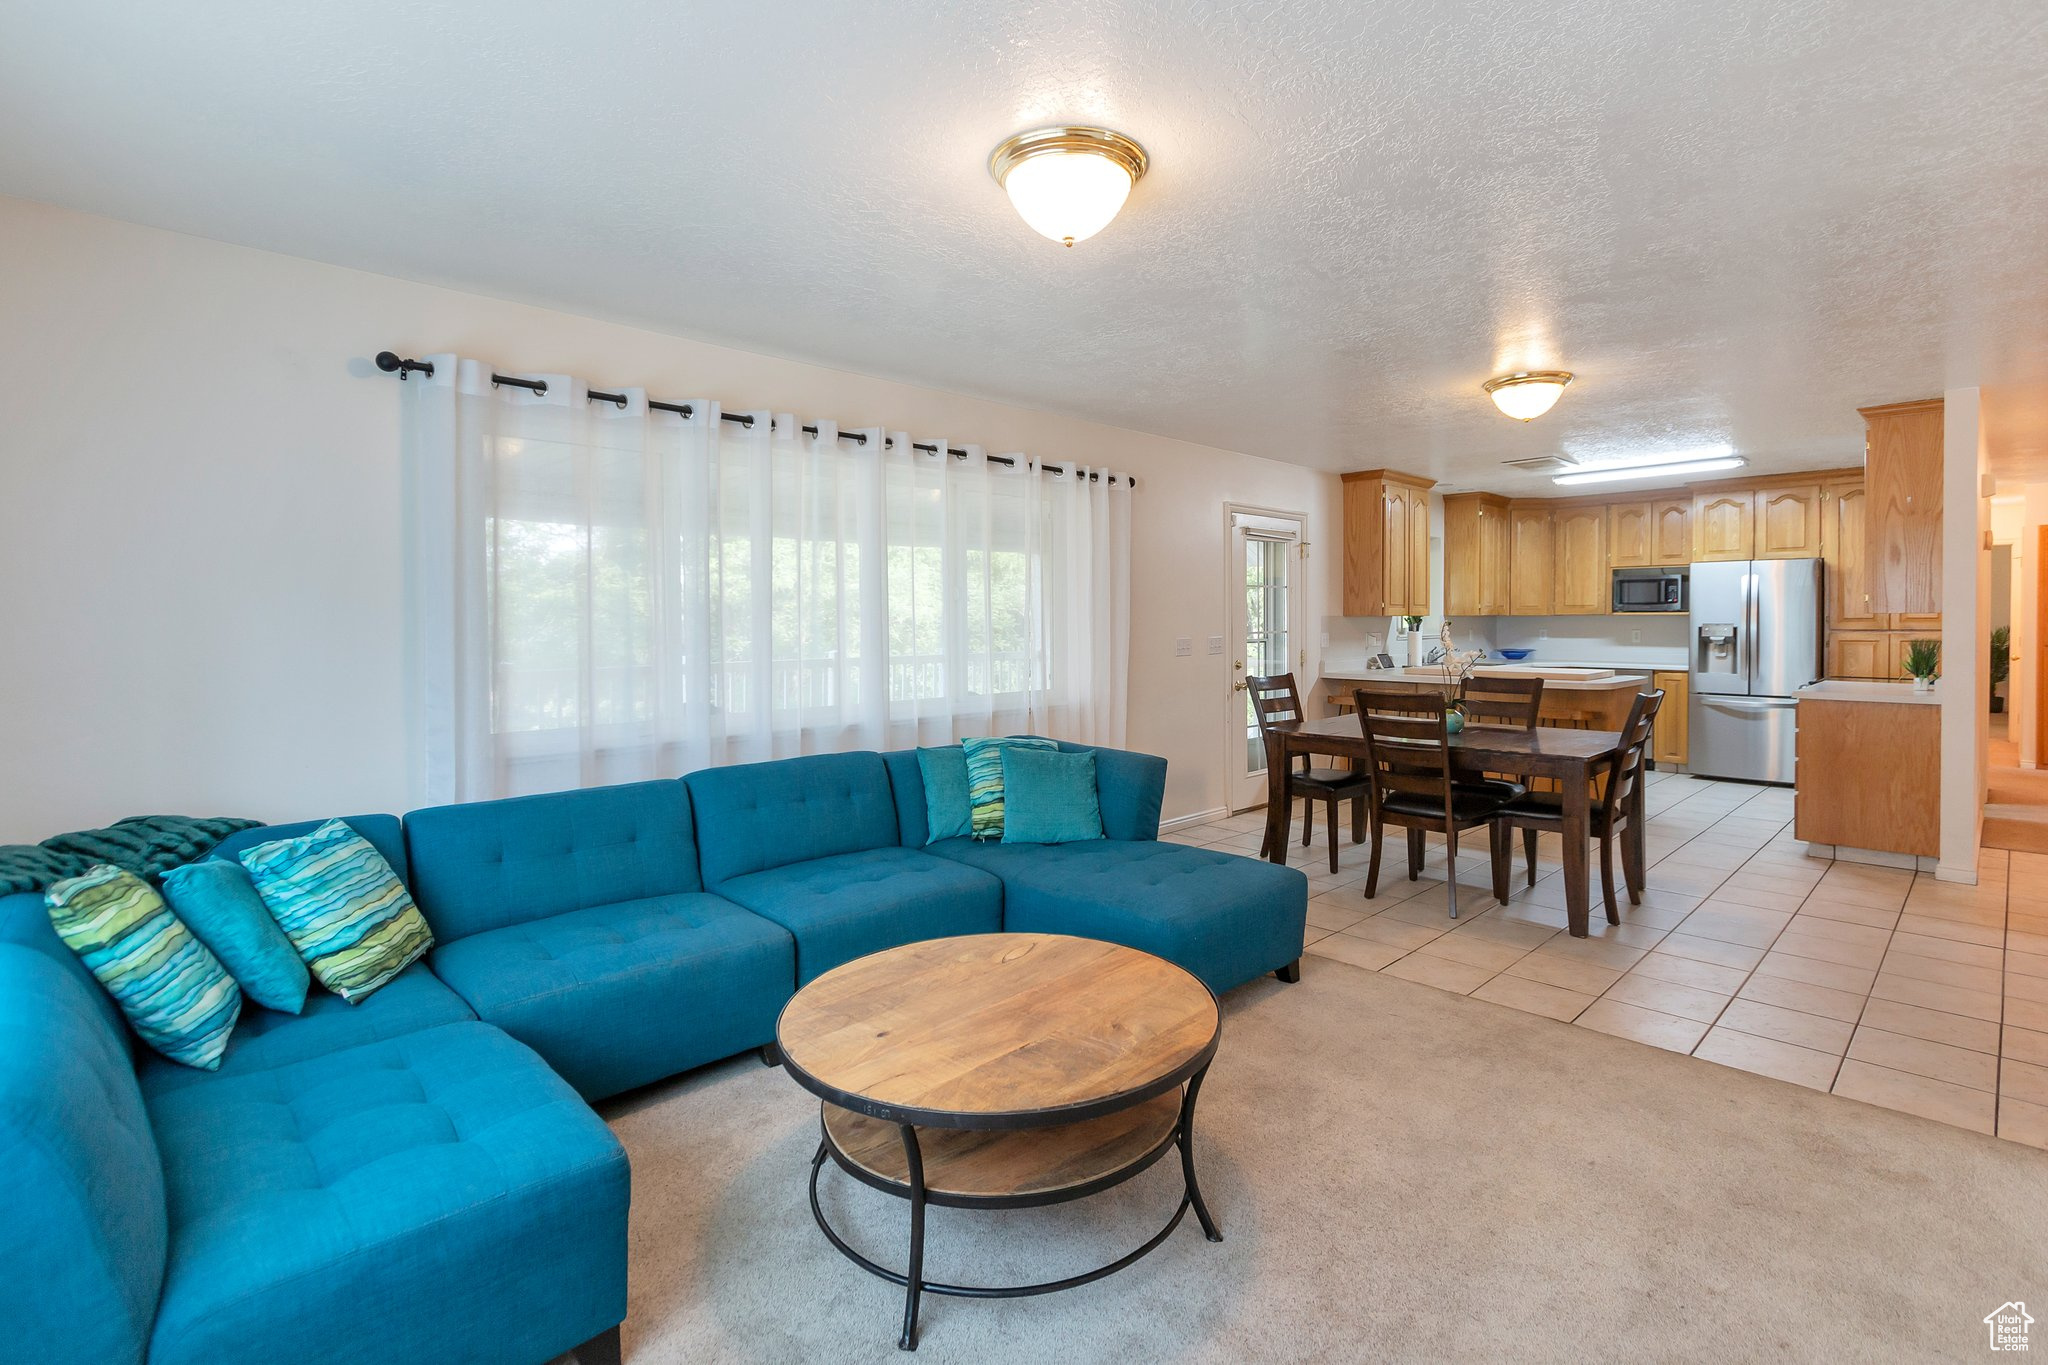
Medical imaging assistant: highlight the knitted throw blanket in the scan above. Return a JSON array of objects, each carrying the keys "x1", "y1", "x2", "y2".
[{"x1": 0, "y1": 814, "x2": 262, "y2": 897}]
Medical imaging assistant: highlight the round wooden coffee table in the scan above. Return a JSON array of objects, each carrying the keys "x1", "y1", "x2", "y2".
[{"x1": 777, "y1": 933, "x2": 1223, "y2": 1351}]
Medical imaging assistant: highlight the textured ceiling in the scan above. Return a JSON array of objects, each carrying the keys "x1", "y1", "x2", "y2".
[{"x1": 3, "y1": 0, "x2": 2046, "y2": 491}]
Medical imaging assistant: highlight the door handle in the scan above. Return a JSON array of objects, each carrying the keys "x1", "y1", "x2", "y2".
[
  {"x1": 1232, "y1": 680, "x2": 1249, "y2": 692},
  {"x1": 1705, "y1": 697, "x2": 1796, "y2": 711}
]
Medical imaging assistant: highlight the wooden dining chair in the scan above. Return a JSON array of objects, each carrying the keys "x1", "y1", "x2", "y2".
[
  {"x1": 1456, "y1": 675, "x2": 1544, "y2": 802},
  {"x1": 1247, "y1": 673, "x2": 1371, "y2": 872},
  {"x1": 1351, "y1": 685, "x2": 1515, "y2": 920},
  {"x1": 1491, "y1": 689, "x2": 1665, "y2": 922}
]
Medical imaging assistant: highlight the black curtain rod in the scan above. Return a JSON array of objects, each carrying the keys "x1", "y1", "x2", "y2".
[{"x1": 374, "y1": 352, "x2": 1131, "y2": 487}]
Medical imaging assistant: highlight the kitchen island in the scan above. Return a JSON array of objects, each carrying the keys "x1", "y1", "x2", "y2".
[
  {"x1": 1321, "y1": 665, "x2": 1653, "y2": 730},
  {"x1": 1792, "y1": 680, "x2": 1940, "y2": 861}
]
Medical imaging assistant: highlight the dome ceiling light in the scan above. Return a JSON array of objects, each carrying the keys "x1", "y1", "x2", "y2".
[
  {"x1": 988, "y1": 126, "x2": 1149, "y2": 247},
  {"x1": 1483, "y1": 371, "x2": 1575, "y2": 421}
]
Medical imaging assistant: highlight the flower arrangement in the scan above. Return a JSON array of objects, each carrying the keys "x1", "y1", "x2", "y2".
[{"x1": 1436, "y1": 621, "x2": 1486, "y2": 728}]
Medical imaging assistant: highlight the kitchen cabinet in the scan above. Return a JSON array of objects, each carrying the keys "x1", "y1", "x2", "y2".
[
  {"x1": 1507, "y1": 505, "x2": 1554, "y2": 615},
  {"x1": 1691, "y1": 491, "x2": 1754, "y2": 562},
  {"x1": 1608, "y1": 501, "x2": 1654, "y2": 568},
  {"x1": 1826, "y1": 631, "x2": 1893, "y2": 680},
  {"x1": 1822, "y1": 478, "x2": 1884, "y2": 629},
  {"x1": 1795, "y1": 698, "x2": 1939, "y2": 857},
  {"x1": 1341, "y1": 469, "x2": 1434, "y2": 617},
  {"x1": 1860, "y1": 398, "x2": 1943, "y2": 618},
  {"x1": 1651, "y1": 671, "x2": 1689, "y2": 765},
  {"x1": 1443, "y1": 492, "x2": 1512, "y2": 616},
  {"x1": 1553, "y1": 505, "x2": 1608, "y2": 615},
  {"x1": 1753, "y1": 483, "x2": 1823, "y2": 559},
  {"x1": 1651, "y1": 498, "x2": 1691, "y2": 566}
]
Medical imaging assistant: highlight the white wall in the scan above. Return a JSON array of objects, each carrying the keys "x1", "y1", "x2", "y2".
[
  {"x1": 1937, "y1": 389, "x2": 1987, "y2": 881},
  {"x1": 1485, "y1": 615, "x2": 1691, "y2": 669},
  {"x1": 0, "y1": 196, "x2": 1340, "y2": 839}
]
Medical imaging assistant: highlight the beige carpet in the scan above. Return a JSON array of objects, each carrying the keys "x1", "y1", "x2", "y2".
[{"x1": 595, "y1": 958, "x2": 2048, "y2": 1364}]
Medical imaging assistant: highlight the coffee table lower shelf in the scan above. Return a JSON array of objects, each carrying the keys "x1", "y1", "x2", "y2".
[{"x1": 806, "y1": 1073, "x2": 1222, "y2": 1351}]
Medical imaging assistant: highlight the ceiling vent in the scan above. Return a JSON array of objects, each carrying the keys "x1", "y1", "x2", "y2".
[{"x1": 1501, "y1": 455, "x2": 1578, "y2": 474}]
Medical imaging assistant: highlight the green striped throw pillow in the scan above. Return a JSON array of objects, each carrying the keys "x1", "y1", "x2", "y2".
[
  {"x1": 961, "y1": 735, "x2": 1059, "y2": 840},
  {"x1": 45, "y1": 864, "x2": 241, "y2": 1069},
  {"x1": 240, "y1": 820, "x2": 434, "y2": 1004}
]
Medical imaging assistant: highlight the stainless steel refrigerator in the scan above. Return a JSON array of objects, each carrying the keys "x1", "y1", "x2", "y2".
[{"x1": 1687, "y1": 558, "x2": 1824, "y2": 784}]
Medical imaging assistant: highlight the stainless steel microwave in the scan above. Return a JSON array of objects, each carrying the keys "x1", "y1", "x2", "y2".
[{"x1": 1612, "y1": 566, "x2": 1688, "y2": 613}]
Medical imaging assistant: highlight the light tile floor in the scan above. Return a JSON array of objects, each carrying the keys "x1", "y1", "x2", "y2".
[{"x1": 1170, "y1": 771, "x2": 2048, "y2": 1150}]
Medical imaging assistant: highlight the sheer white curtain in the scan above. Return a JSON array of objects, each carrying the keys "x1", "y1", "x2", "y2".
[{"x1": 402, "y1": 354, "x2": 1131, "y2": 803}]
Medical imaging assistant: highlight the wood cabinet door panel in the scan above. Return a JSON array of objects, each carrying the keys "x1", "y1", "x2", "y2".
[
  {"x1": 1554, "y1": 507, "x2": 1608, "y2": 615},
  {"x1": 1692, "y1": 492, "x2": 1754, "y2": 562},
  {"x1": 1650, "y1": 671, "x2": 1688, "y2": 765},
  {"x1": 1755, "y1": 484, "x2": 1822, "y2": 559},
  {"x1": 1822, "y1": 480, "x2": 1884, "y2": 629},
  {"x1": 1826, "y1": 631, "x2": 1890, "y2": 680},
  {"x1": 1484, "y1": 503, "x2": 1512, "y2": 613},
  {"x1": 1865, "y1": 402, "x2": 1943, "y2": 618},
  {"x1": 1407, "y1": 486, "x2": 1431, "y2": 615},
  {"x1": 1651, "y1": 499, "x2": 1691, "y2": 566},
  {"x1": 1508, "y1": 508, "x2": 1553, "y2": 615},
  {"x1": 1608, "y1": 502, "x2": 1652, "y2": 568},
  {"x1": 1382, "y1": 486, "x2": 1409, "y2": 612}
]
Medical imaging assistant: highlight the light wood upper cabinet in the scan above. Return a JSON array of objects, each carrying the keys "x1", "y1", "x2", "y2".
[
  {"x1": 1651, "y1": 498, "x2": 1691, "y2": 566},
  {"x1": 1608, "y1": 501, "x2": 1654, "y2": 569},
  {"x1": 1754, "y1": 483, "x2": 1823, "y2": 559},
  {"x1": 1691, "y1": 491, "x2": 1754, "y2": 562},
  {"x1": 1861, "y1": 398, "x2": 1943, "y2": 618},
  {"x1": 1553, "y1": 505, "x2": 1608, "y2": 615},
  {"x1": 1443, "y1": 493, "x2": 1511, "y2": 616},
  {"x1": 1508, "y1": 506, "x2": 1553, "y2": 615},
  {"x1": 1821, "y1": 479, "x2": 1884, "y2": 629},
  {"x1": 1341, "y1": 470, "x2": 1434, "y2": 617}
]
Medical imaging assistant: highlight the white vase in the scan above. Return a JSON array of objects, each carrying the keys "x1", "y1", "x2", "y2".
[
  {"x1": 1407, "y1": 632, "x2": 1424, "y2": 667},
  {"x1": 1911, "y1": 674, "x2": 1934, "y2": 694}
]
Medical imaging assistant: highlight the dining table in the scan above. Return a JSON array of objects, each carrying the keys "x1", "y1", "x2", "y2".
[{"x1": 1259, "y1": 715, "x2": 1644, "y2": 938}]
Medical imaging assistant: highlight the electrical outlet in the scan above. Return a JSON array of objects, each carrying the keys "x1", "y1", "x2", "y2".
[
  {"x1": 1539, "y1": 629, "x2": 1550, "y2": 640},
  {"x1": 1207, "y1": 636, "x2": 1225, "y2": 655},
  {"x1": 1630, "y1": 628, "x2": 1642, "y2": 644},
  {"x1": 1175, "y1": 637, "x2": 1192, "y2": 657}
]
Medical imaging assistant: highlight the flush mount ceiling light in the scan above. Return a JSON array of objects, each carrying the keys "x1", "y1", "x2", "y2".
[
  {"x1": 1483, "y1": 371, "x2": 1574, "y2": 421},
  {"x1": 989, "y1": 126, "x2": 1148, "y2": 247},
  {"x1": 1553, "y1": 454, "x2": 1746, "y2": 486}
]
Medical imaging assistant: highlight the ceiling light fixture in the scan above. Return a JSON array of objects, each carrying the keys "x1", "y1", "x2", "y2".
[
  {"x1": 989, "y1": 126, "x2": 1148, "y2": 247},
  {"x1": 1483, "y1": 371, "x2": 1574, "y2": 421},
  {"x1": 1553, "y1": 456, "x2": 1746, "y2": 487}
]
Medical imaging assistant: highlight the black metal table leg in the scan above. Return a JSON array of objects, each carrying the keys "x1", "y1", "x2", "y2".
[
  {"x1": 898, "y1": 1123, "x2": 926, "y2": 1351},
  {"x1": 1178, "y1": 1066, "x2": 1223, "y2": 1243}
]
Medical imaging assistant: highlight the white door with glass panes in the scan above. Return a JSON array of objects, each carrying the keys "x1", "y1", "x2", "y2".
[{"x1": 1229, "y1": 509, "x2": 1305, "y2": 813}]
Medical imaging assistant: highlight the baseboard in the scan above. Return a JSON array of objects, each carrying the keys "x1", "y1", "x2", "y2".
[
  {"x1": 1160, "y1": 807, "x2": 1229, "y2": 832},
  {"x1": 1934, "y1": 861, "x2": 1980, "y2": 885},
  {"x1": 1822, "y1": 844, "x2": 1925, "y2": 872}
]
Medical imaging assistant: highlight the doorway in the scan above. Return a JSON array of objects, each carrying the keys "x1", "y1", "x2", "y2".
[
  {"x1": 1227, "y1": 507, "x2": 1304, "y2": 814},
  {"x1": 1983, "y1": 527, "x2": 2048, "y2": 852}
]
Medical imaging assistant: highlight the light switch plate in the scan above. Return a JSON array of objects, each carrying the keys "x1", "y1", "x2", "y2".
[
  {"x1": 1175, "y1": 637, "x2": 1192, "y2": 657},
  {"x1": 1207, "y1": 636, "x2": 1225, "y2": 655}
]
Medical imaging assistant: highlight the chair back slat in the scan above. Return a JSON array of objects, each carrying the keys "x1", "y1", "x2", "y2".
[
  {"x1": 1352, "y1": 686, "x2": 1454, "y2": 810},
  {"x1": 1247, "y1": 673, "x2": 1313, "y2": 775},
  {"x1": 1603, "y1": 689, "x2": 1665, "y2": 821},
  {"x1": 1459, "y1": 675, "x2": 1544, "y2": 731}
]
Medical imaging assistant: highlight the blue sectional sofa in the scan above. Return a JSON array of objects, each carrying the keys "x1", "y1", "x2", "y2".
[{"x1": 0, "y1": 740, "x2": 1304, "y2": 1365}]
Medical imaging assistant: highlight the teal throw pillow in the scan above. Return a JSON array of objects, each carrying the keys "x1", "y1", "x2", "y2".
[
  {"x1": 240, "y1": 819, "x2": 434, "y2": 1004},
  {"x1": 962, "y1": 735, "x2": 1059, "y2": 840},
  {"x1": 916, "y1": 746, "x2": 975, "y2": 844},
  {"x1": 1001, "y1": 747, "x2": 1106, "y2": 844},
  {"x1": 160, "y1": 859, "x2": 311, "y2": 1014},
  {"x1": 45, "y1": 864, "x2": 242, "y2": 1069}
]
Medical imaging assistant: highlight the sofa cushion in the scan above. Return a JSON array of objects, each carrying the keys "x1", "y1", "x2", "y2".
[
  {"x1": 211, "y1": 814, "x2": 409, "y2": 884},
  {"x1": 883, "y1": 742, "x2": 1168, "y2": 847},
  {"x1": 160, "y1": 860, "x2": 311, "y2": 1014},
  {"x1": 962, "y1": 735, "x2": 1057, "y2": 839},
  {"x1": 45, "y1": 865, "x2": 241, "y2": 1070},
  {"x1": 915, "y1": 746, "x2": 974, "y2": 843},
  {"x1": 404, "y1": 778, "x2": 703, "y2": 942},
  {"x1": 1001, "y1": 746, "x2": 1104, "y2": 844},
  {"x1": 239, "y1": 820, "x2": 435, "y2": 1004},
  {"x1": 145, "y1": 1022, "x2": 628, "y2": 1365},
  {"x1": 686, "y1": 751, "x2": 900, "y2": 886},
  {"x1": 0, "y1": 946, "x2": 167, "y2": 1365},
  {"x1": 714, "y1": 847, "x2": 1002, "y2": 984},
  {"x1": 429, "y1": 893, "x2": 794, "y2": 1100},
  {"x1": 136, "y1": 963, "x2": 477, "y2": 1099},
  {"x1": 928, "y1": 839, "x2": 1307, "y2": 994}
]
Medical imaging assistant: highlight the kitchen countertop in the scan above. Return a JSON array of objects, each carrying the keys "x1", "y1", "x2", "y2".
[
  {"x1": 1322, "y1": 666, "x2": 1652, "y2": 692},
  {"x1": 1796, "y1": 679, "x2": 1941, "y2": 706}
]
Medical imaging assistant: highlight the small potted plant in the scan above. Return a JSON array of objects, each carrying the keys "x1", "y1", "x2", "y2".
[
  {"x1": 1902, "y1": 638, "x2": 1940, "y2": 694},
  {"x1": 1402, "y1": 614, "x2": 1425, "y2": 667},
  {"x1": 1991, "y1": 626, "x2": 2010, "y2": 713}
]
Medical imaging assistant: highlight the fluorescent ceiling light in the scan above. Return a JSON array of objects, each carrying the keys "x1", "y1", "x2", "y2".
[{"x1": 1553, "y1": 456, "x2": 1746, "y2": 486}]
